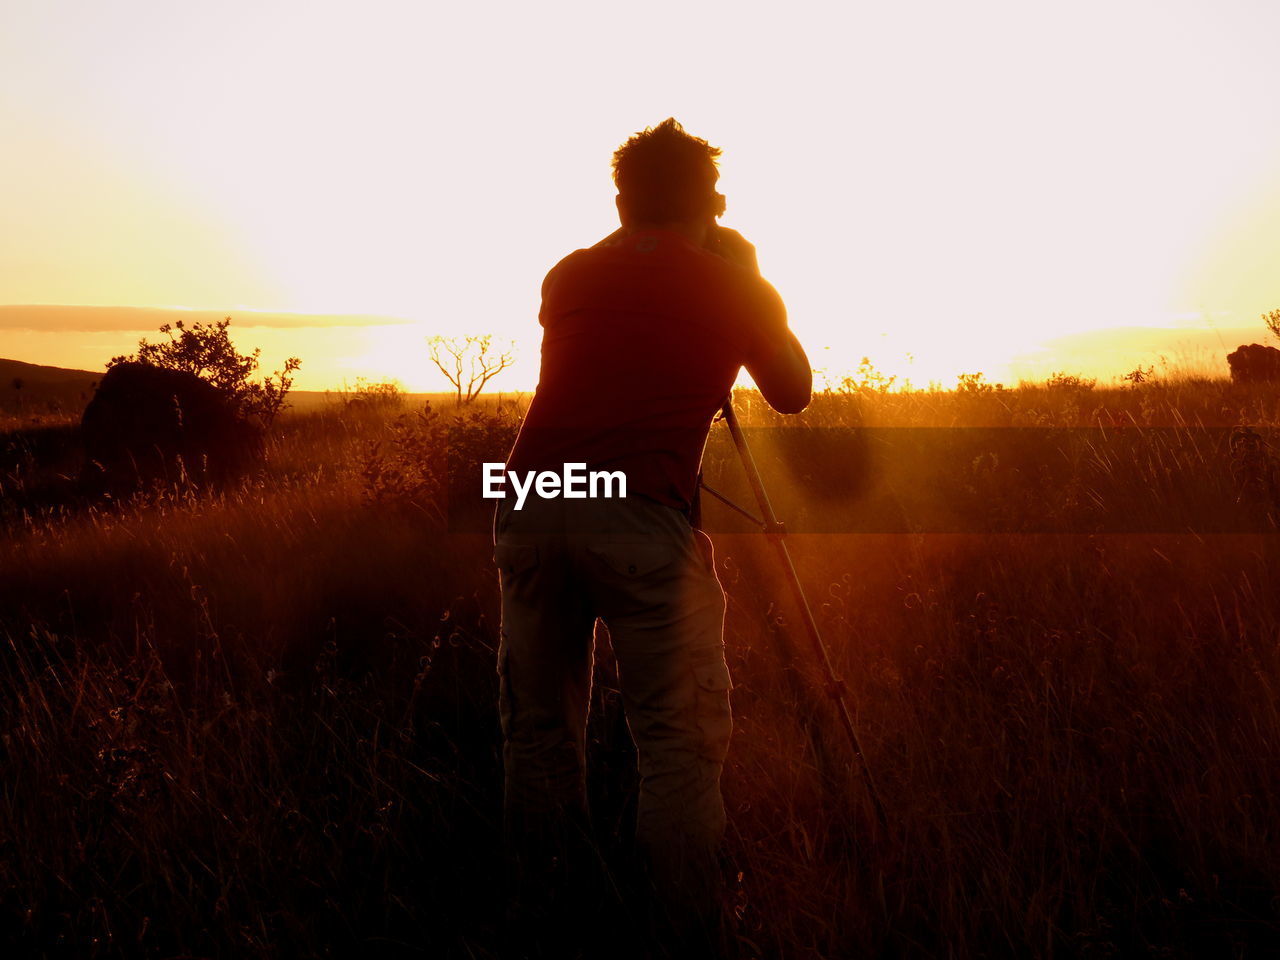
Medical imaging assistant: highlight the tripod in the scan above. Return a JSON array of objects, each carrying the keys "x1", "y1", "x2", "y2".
[{"x1": 701, "y1": 398, "x2": 889, "y2": 830}]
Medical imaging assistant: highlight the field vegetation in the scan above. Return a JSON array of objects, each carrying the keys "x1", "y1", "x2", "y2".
[{"x1": 1, "y1": 374, "x2": 1278, "y2": 957}]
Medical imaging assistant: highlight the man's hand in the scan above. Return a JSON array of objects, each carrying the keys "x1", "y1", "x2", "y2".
[{"x1": 705, "y1": 226, "x2": 760, "y2": 275}]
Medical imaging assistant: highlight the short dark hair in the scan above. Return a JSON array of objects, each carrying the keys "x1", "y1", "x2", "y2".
[{"x1": 612, "y1": 118, "x2": 721, "y2": 223}]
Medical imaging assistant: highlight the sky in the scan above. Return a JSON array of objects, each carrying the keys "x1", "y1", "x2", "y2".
[{"x1": 2, "y1": 0, "x2": 1279, "y2": 391}]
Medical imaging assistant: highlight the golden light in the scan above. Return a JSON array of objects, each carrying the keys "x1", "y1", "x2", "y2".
[{"x1": 3, "y1": 1, "x2": 1280, "y2": 390}]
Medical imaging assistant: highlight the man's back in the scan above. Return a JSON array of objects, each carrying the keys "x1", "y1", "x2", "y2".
[
  {"x1": 494, "y1": 118, "x2": 809, "y2": 958},
  {"x1": 507, "y1": 225, "x2": 787, "y2": 513}
]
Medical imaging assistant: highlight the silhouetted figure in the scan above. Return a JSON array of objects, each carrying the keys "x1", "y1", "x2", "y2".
[
  {"x1": 494, "y1": 119, "x2": 811, "y2": 958},
  {"x1": 1227, "y1": 343, "x2": 1280, "y2": 384},
  {"x1": 81, "y1": 361, "x2": 261, "y2": 493}
]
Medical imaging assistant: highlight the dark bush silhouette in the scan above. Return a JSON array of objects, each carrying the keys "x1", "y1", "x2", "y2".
[
  {"x1": 110, "y1": 316, "x2": 300, "y2": 427},
  {"x1": 1227, "y1": 343, "x2": 1280, "y2": 383},
  {"x1": 81, "y1": 362, "x2": 262, "y2": 491}
]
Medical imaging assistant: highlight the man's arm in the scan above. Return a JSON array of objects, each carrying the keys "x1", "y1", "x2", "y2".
[
  {"x1": 747, "y1": 327, "x2": 811, "y2": 415},
  {"x1": 711, "y1": 228, "x2": 812, "y2": 415}
]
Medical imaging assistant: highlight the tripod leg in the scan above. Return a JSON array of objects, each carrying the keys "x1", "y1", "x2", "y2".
[{"x1": 718, "y1": 400, "x2": 889, "y2": 830}]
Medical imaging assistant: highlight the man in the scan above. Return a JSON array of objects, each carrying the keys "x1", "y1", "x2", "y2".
[{"x1": 493, "y1": 118, "x2": 810, "y2": 955}]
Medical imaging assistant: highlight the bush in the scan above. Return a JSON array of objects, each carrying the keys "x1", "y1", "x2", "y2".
[
  {"x1": 956, "y1": 371, "x2": 1005, "y2": 395},
  {"x1": 110, "y1": 317, "x2": 300, "y2": 427},
  {"x1": 359, "y1": 402, "x2": 520, "y2": 524},
  {"x1": 347, "y1": 378, "x2": 405, "y2": 413},
  {"x1": 1045, "y1": 371, "x2": 1097, "y2": 392},
  {"x1": 838, "y1": 357, "x2": 898, "y2": 396},
  {"x1": 1123, "y1": 365, "x2": 1156, "y2": 386}
]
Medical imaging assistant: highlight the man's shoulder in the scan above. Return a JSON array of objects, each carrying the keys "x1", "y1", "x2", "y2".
[
  {"x1": 545, "y1": 247, "x2": 590, "y2": 276},
  {"x1": 540, "y1": 248, "x2": 592, "y2": 298},
  {"x1": 540, "y1": 234, "x2": 774, "y2": 308},
  {"x1": 545, "y1": 234, "x2": 743, "y2": 277}
]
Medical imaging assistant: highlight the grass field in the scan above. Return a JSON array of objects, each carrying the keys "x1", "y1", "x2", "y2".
[{"x1": 1, "y1": 378, "x2": 1278, "y2": 957}]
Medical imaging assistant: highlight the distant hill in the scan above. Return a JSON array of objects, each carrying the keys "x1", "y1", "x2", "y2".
[
  {"x1": 0, "y1": 357, "x2": 347, "y2": 422},
  {"x1": 0, "y1": 357, "x2": 102, "y2": 416}
]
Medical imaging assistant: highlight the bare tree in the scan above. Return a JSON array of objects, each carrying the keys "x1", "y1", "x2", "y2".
[{"x1": 427, "y1": 335, "x2": 516, "y2": 404}]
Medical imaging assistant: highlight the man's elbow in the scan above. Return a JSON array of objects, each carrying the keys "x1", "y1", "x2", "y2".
[
  {"x1": 762, "y1": 374, "x2": 811, "y2": 414},
  {"x1": 769, "y1": 386, "x2": 811, "y2": 415},
  {"x1": 774, "y1": 335, "x2": 811, "y2": 414},
  {"x1": 750, "y1": 336, "x2": 811, "y2": 414}
]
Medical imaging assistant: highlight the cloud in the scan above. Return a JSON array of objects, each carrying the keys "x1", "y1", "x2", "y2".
[{"x1": 0, "y1": 305, "x2": 414, "y2": 333}]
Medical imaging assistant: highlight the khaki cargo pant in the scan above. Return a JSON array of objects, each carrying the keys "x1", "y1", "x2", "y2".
[{"x1": 493, "y1": 493, "x2": 731, "y2": 943}]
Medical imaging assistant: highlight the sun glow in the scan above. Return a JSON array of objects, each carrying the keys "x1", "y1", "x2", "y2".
[{"x1": 4, "y1": 1, "x2": 1280, "y2": 390}]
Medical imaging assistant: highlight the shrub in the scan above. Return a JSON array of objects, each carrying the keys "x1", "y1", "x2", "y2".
[
  {"x1": 338, "y1": 378, "x2": 405, "y2": 415},
  {"x1": 110, "y1": 317, "x2": 301, "y2": 427},
  {"x1": 1123, "y1": 365, "x2": 1156, "y2": 386},
  {"x1": 1045, "y1": 371, "x2": 1097, "y2": 392},
  {"x1": 838, "y1": 357, "x2": 898, "y2": 396},
  {"x1": 359, "y1": 401, "x2": 520, "y2": 524},
  {"x1": 1264, "y1": 307, "x2": 1280, "y2": 343},
  {"x1": 956, "y1": 371, "x2": 1005, "y2": 395}
]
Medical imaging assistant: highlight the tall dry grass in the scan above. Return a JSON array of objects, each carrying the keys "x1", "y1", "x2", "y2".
[{"x1": 1, "y1": 381, "x2": 1278, "y2": 957}]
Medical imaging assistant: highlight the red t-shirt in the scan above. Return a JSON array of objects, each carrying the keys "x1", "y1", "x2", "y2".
[{"x1": 506, "y1": 227, "x2": 788, "y2": 513}]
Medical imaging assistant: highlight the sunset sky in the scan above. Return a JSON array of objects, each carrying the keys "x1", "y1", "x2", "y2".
[{"x1": 3, "y1": 0, "x2": 1279, "y2": 391}]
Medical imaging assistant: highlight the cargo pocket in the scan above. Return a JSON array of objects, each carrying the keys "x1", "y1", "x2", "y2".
[
  {"x1": 586, "y1": 541, "x2": 682, "y2": 579},
  {"x1": 494, "y1": 542, "x2": 539, "y2": 578},
  {"x1": 691, "y1": 649, "x2": 733, "y2": 764},
  {"x1": 494, "y1": 543, "x2": 539, "y2": 608}
]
